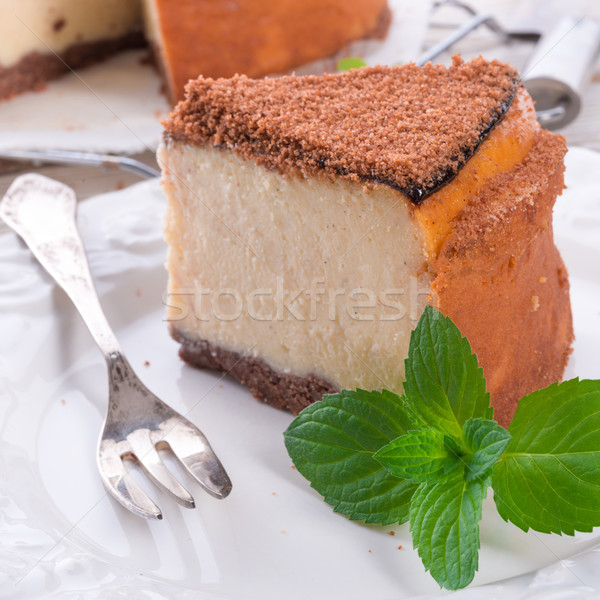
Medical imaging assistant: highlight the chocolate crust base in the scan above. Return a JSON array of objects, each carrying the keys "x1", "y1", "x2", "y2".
[
  {"x1": 0, "y1": 30, "x2": 145, "y2": 100},
  {"x1": 171, "y1": 326, "x2": 337, "y2": 414}
]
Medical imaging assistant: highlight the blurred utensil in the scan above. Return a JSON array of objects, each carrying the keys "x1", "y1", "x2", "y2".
[
  {"x1": 421, "y1": 1, "x2": 600, "y2": 130},
  {"x1": 0, "y1": 148, "x2": 159, "y2": 179},
  {"x1": 523, "y1": 16, "x2": 600, "y2": 129}
]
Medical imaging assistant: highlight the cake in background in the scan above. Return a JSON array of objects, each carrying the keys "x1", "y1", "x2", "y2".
[
  {"x1": 143, "y1": 0, "x2": 389, "y2": 103},
  {"x1": 0, "y1": 0, "x2": 389, "y2": 102},
  {"x1": 0, "y1": 0, "x2": 144, "y2": 100}
]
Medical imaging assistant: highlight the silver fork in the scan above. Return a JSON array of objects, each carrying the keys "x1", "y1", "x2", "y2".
[{"x1": 0, "y1": 173, "x2": 232, "y2": 520}]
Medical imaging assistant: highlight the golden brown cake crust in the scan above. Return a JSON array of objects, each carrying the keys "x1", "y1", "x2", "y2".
[
  {"x1": 163, "y1": 57, "x2": 518, "y2": 203},
  {"x1": 152, "y1": 0, "x2": 390, "y2": 103},
  {"x1": 431, "y1": 129, "x2": 572, "y2": 427}
]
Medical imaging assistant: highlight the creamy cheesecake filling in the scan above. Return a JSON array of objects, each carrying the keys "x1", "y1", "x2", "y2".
[
  {"x1": 0, "y1": 0, "x2": 141, "y2": 68},
  {"x1": 161, "y1": 144, "x2": 432, "y2": 393}
]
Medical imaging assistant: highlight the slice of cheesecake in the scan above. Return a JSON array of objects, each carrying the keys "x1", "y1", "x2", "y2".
[
  {"x1": 1, "y1": 0, "x2": 389, "y2": 103},
  {"x1": 142, "y1": 0, "x2": 390, "y2": 103},
  {"x1": 159, "y1": 56, "x2": 573, "y2": 426},
  {"x1": 0, "y1": 0, "x2": 144, "y2": 100}
]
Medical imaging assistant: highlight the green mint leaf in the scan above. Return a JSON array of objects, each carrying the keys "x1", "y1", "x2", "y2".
[
  {"x1": 284, "y1": 389, "x2": 417, "y2": 525},
  {"x1": 410, "y1": 474, "x2": 488, "y2": 590},
  {"x1": 337, "y1": 57, "x2": 367, "y2": 71},
  {"x1": 404, "y1": 306, "x2": 492, "y2": 437},
  {"x1": 374, "y1": 428, "x2": 462, "y2": 483},
  {"x1": 463, "y1": 418, "x2": 511, "y2": 481},
  {"x1": 493, "y1": 379, "x2": 600, "y2": 535}
]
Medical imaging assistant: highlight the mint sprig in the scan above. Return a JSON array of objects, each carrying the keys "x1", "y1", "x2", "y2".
[{"x1": 284, "y1": 306, "x2": 600, "y2": 590}]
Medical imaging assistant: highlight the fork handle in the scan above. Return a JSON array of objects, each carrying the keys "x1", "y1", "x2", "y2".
[{"x1": 1, "y1": 174, "x2": 122, "y2": 357}]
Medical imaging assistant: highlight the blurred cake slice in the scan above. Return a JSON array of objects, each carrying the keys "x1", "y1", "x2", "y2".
[
  {"x1": 1, "y1": 0, "x2": 389, "y2": 102},
  {"x1": 0, "y1": 0, "x2": 144, "y2": 100},
  {"x1": 142, "y1": 0, "x2": 390, "y2": 103},
  {"x1": 159, "y1": 56, "x2": 572, "y2": 426}
]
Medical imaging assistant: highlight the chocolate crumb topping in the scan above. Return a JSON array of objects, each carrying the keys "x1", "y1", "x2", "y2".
[{"x1": 164, "y1": 56, "x2": 518, "y2": 204}]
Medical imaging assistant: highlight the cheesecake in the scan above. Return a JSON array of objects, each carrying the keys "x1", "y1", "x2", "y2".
[
  {"x1": 0, "y1": 0, "x2": 144, "y2": 100},
  {"x1": 142, "y1": 0, "x2": 389, "y2": 103},
  {"x1": 159, "y1": 56, "x2": 572, "y2": 427},
  {"x1": 0, "y1": 0, "x2": 389, "y2": 102}
]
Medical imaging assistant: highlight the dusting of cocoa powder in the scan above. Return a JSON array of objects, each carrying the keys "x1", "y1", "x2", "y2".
[{"x1": 164, "y1": 56, "x2": 518, "y2": 203}]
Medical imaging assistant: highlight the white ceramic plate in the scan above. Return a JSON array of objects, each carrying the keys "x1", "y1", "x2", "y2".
[{"x1": 0, "y1": 147, "x2": 599, "y2": 599}]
